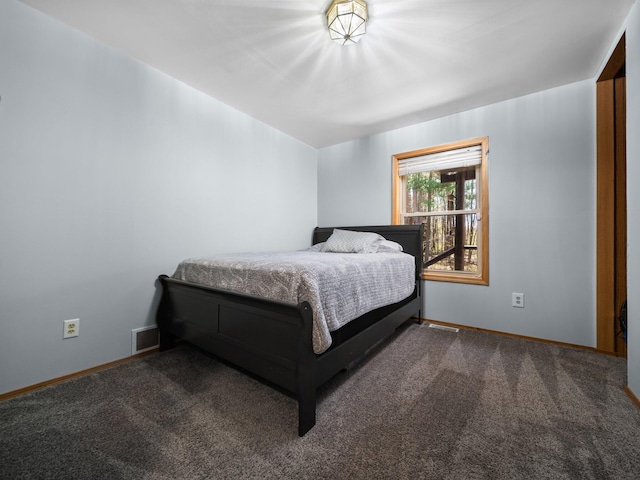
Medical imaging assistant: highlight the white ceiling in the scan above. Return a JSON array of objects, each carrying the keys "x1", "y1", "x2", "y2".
[{"x1": 20, "y1": 0, "x2": 634, "y2": 148}]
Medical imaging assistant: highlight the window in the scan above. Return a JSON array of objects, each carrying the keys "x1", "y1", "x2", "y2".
[{"x1": 392, "y1": 137, "x2": 489, "y2": 285}]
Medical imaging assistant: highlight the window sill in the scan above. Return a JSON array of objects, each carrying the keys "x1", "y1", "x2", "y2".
[{"x1": 422, "y1": 271, "x2": 489, "y2": 286}]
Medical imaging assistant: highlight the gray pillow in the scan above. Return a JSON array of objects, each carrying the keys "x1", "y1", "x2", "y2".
[{"x1": 322, "y1": 229, "x2": 385, "y2": 253}]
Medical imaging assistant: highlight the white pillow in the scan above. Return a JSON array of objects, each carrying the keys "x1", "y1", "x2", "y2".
[
  {"x1": 322, "y1": 229, "x2": 385, "y2": 253},
  {"x1": 378, "y1": 240, "x2": 404, "y2": 252}
]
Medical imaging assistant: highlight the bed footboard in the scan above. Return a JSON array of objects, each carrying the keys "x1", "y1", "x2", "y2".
[{"x1": 156, "y1": 275, "x2": 318, "y2": 435}]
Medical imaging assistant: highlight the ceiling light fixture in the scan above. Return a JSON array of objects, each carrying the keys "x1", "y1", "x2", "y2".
[{"x1": 326, "y1": 0, "x2": 368, "y2": 46}]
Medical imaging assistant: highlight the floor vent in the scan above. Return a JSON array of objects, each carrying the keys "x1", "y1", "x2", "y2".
[
  {"x1": 428, "y1": 323, "x2": 460, "y2": 333},
  {"x1": 131, "y1": 326, "x2": 159, "y2": 354}
]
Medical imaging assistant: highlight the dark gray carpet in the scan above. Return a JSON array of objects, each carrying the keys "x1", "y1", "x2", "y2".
[{"x1": 2, "y1": 323, "x2": 639, "y2": 479}]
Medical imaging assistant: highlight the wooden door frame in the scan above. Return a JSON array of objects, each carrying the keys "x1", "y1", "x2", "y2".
[{"x1": 596, "y1": 34, "x2": 626, "y2": 354}]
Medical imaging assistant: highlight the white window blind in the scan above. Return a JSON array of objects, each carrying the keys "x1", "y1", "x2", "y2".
[{"x1": 398, "y1": 145, "x2": 482, "y2": 176}]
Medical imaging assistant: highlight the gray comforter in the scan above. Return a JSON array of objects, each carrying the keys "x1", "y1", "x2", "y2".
[{"x1": 171, "y1": 249, "x2": 416, "y2": 354}]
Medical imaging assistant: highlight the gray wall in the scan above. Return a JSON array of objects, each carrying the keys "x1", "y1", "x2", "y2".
[
  {"x1": 318, "y1": 80, "x2": 597, "y2": 347},
  {"x1": 626, "y1": 2, "x2": 640, "y2": 398},
  {"x1": 0, "y1": 1, "x2": 317, "y2": 395}
]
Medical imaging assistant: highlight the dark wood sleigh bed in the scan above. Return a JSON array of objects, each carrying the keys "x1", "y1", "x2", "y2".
[{"x1": 155, "y1": 225, "x2": 423, "y2": 436}]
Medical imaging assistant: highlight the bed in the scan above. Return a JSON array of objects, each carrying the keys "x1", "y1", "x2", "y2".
[{"x1": 155, "y1": 225, "x2": 423, "y2": 436}]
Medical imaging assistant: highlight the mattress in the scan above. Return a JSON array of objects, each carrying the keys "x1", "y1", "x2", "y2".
[{"x1": 171, "y1": 248, "x2": 416, "y2": 354}]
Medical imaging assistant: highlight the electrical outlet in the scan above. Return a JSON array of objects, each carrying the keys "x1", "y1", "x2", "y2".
[
  {"x1": 63, "y1": 319, "x2": 79, "y2": 338},
  {"x1": 512, "y1": 293, "x2": 525, "y2": 308}
]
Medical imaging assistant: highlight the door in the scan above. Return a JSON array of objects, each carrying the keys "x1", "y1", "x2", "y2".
[{"x1": 596, "y1": 34, "x2": 627, "y2": 356}]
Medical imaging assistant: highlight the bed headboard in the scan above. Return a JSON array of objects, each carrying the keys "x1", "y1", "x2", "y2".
[{"x1": 312, "y1": 225, "x2": 424, "y2": 279}]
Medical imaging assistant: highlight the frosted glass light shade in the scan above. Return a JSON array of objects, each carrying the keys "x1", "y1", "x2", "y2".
[{"x1": 326, "y1": 0, "x2": 368, "y2": 46}]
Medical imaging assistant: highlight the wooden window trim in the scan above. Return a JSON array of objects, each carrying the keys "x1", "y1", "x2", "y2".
[{"x1": 392, "y1": 137, "x2": 489, "y2": 285}]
